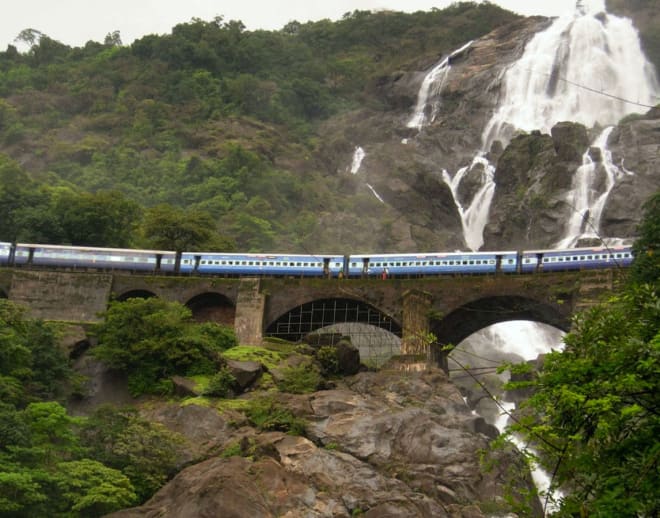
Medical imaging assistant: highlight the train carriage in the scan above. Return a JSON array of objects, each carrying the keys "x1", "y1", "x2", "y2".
[
  {"x1": 181, "y1": 252, "x2": 345, "y2": 277},
  {"x1": 0, "y1": 242, "x2": 11, "y2": 265},
  {"x1": 521, "y1": 246, "x2": 634, "y2": 273},
  {"x1": 348, "y1": 251, "x2": 519, "y2": 277},
  {"x1": 12, "y1": 244, "x2": 177, "y2": 272}
]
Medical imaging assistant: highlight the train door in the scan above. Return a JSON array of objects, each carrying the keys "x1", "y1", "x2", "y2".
[
  {"x1": 193, "y1": 255, "x2": 201, "y2": 273},
  {"x1": 156, "y1": 253, "x2": 163, "y2": 273},
  {"x1": 8, "y1": 243, "x2": 16, "y2": 266},
  {"x1": 361, "y1": 257, "x2": 370, "y2": 278},
  {"x1": 536, "y1": 253, "x2": 544, "y2": 272},
  {"x1": 323, "y1": 257, "x2": 331, "y2": 278},
  {"x1": 495, "y1": 254, "x2": 502, "y2": 273}
]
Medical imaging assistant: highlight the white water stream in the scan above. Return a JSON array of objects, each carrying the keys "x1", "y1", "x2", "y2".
[
  {"x1": 450, "y1": 321, "x2": 565, "y2": 515},
  {"x1": 407, "y1": 40, "x2": 474, "y2": 129},
  {"x1": 555, "y1": 126, "x2": 633, "y2": 247}
]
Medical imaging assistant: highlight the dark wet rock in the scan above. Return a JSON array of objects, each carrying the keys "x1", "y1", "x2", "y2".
[{"x1": 226, "y1": 359, "x2": 263, "y2": 391}]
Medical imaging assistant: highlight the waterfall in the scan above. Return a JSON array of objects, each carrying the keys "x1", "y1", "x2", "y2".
[
  {"x1": 366, "y1": 183, "x2": 385, "y2": 203},
  {"x1": 442, "y1": 156, "x2": 496, "y2": 251},
  {"x1": 407, "y1": 40, "x2": 473, "y2": 130},
  {"x1": 482, "y1": 0, "x2": 658, "y2": 151},
  {"x1": 556, "y1": 126, "x2": 632, "y2": 248},
  {"x1": 350, "y1": 146, "x2": 366, "y2": 174},
  {"x1": 409, "y1": 0, "x2": 658, "y2": 251},
  {"x1": 450, "y1": 321, "x2": 565, "y2": 515}
]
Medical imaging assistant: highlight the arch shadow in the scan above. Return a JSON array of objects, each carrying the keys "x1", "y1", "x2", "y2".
[
  {"x1": 265, "y1": 297, "x2": 402, "y2": 343},
  {"x1": 116, "y1": 289, "x2": 157, "y2": 302},
  {"x1": 433, "y1": 295, "x2": 570, "y2": 350},
  {"x1": 186, "y1": 292, "x2": 235, "y2": 326},
  {"x1": 0, "y1": 289, "x2": 7, "y2": 299}
]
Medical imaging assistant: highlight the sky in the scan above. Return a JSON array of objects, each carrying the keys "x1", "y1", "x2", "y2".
[{"x1": 1, "y1": 0, "x2": 584, "y2": 51}]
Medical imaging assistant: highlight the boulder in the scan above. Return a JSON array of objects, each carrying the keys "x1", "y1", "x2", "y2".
[
  {"x1": 226, "y1": 359, "x2": 263, "y2": 392},
  {"x1": 551, "y1": 121, "x2": 589, "y2": 163},
  {"x1": 171, "y1": 376, "x2": 200, "y2": 398},
  {"x1": 334, "y1": 340, "x2": 361, "y2": 375}
]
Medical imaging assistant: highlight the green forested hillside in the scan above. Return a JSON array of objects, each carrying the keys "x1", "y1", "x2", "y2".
[{"x1": 0, "y1": 2, "x2": 518, "y2": 251}]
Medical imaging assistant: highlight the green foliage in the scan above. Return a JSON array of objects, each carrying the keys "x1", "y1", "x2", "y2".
[
  {"x1": 202, "y1": 367, "x2": 236, "y2": 397},
  {"x1": 80, "y1": 406, "x2": 182, "y2": 502},
  {"x1": 507, "y1": 284, "x2": 660, "y2": 515},
  {"x1": 93, "y1": 298, "x2": 233, "y2": 395},
  {"x1": 0, "y1": 300, "x2": 72, "y2": 406},
  {"x1": 244, "y1": 396, "x2": 306, "y2": 435},
  {"x1": 54, "y1": 459, "x2": 137, "y2": 517},
  {"x1": 631, "y1": 190, "x2": 660, "y2": 287},
  {"x1": 141, "y1": 203, "x2": 233, "y2": 252},
  {"x1": 316, "y1": 346, "x2": 339, "y2": 374},
  {"x1": 276, "y1": 362, "x2": 322, "y2": 394}
]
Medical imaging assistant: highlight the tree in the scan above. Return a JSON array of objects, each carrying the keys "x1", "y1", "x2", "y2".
[
  {"x1": 54, "y1": 459, "x2": 137, "y2": 516},
  {"x1": 0, "y1": 300, "x2": 71, "y2": 406},
  {"x1": 631, "y1": 190, "x2": 660, "y2": 287},
  {"x1": 93, "y1": 298, "x2": 236, "y2": 395},
  {"x1": 53, "y1": 189, "x2": 141, "y2": 247},
  {"x1": 509, "y1": 286, "x2": 660, "y2": 515},
  {"x1": 80, "y1": 406, "x2": 181, "y2": 501},
  {"x1": 141, "y1": 204, "x2": 220, "y2": 252}
]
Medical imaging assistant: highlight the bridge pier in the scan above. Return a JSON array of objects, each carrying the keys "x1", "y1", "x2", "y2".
[
  {"x1": 401, "y1": 289, "x2": 435, "y2": 365},
  {"x1": 234, "y1": 278, "x2": 265, "y2": 345}
]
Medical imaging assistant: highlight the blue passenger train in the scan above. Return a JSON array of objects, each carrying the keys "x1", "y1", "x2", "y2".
[{"x1": 0, "y1": 242, "x2": 633, "y2": 277}]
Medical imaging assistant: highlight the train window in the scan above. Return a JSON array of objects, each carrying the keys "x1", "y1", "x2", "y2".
[
  {"x1": 241, "y1": 261, "x2": 246, "y2": 265},
  {"x1": 201, "y1": 260, "x2": 207, "y2": 265},
  {"x1": 587, "y1": 255, "x2": 593, "y2": 260},
  {"x1": 542, "y1": 258, "x2": 549, "y2": 263},
  {"x1": 183, "y1": 259, "x2": 189, "y2": 264},
  {"x1": 221, "y1": 261, "x2": 226, "y2": 265},
  {"x1": 469, "y1": 260, "x2": 474, "y2": 265},
  {"x1": 396, "y1": 262, "x2": 401, "y2": 267},
  {"x1": 573, "y1": 256, "x2": 578, "y2": 261}
]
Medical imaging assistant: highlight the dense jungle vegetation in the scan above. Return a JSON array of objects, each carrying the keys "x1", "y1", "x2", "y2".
[{"x1": 0, "y1": 2, "x2": 519, "y2": 252}]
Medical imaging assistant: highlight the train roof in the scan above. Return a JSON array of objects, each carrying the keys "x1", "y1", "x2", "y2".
[
  {"x1": 522, "y1": 245, "x2": 632, "y2": 254},
  {"x1": 16, "y1": 243, "x2": 177, "y2": 254},
  {"x1": 349, "y1": 250, "x2": 518, "y2": 258}
]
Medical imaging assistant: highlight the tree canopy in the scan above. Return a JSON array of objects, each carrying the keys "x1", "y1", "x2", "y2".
[{"x1": 504, "y1": 190, "x2": 660, "y2": 516}]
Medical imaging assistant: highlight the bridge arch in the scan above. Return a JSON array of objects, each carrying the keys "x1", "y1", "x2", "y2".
[
  {"x1": 186, "y1": 292, "x2": 235, "y2": 325},
  {"x1": 432, "y1": 295, "x2": 570, "y2": 351},
  {"x1": 115, "y1": 289, "x2": 157, "y2": 302},
  {"x1": 0, "y1": 288, "x2": 7, "y2": 299},
  {"x1": 265, "y1": 297, "x2": 402, "y2": 343}
]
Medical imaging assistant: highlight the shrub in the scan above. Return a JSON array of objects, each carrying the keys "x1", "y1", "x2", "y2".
[
  {"x1": 245, "y1": 396, "x2": 306, "y2": 435},
  {"x1": 316, "y1": 346, "x2": 339, "y2": 374},
  {"x1": 277, "y1": 363, "x2": 322, "y2": 394},
  {"x1": 202, "y1": 367, "x2": 236, "y2": 398}
]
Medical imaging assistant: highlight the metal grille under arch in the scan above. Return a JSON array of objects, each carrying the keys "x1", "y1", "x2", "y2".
[{"x1": 266, "y1": 298, "x2": 402, "y2": 343}]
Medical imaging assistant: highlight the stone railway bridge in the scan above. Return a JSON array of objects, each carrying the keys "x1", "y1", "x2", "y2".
[{"x1": 0, "y1": 268, "x2": 625, "y2": 368}]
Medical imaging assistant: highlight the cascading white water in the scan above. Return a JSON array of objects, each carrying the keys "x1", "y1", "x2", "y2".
[
  {"x1": 410, "y1": 0, "x2": 657, "y2": 251},
  {"x1": 407, "y1": 40, "x2": 473, "y2": 130},
  {"x1": 442, "y1": 156, "x2": 496, "y2": 251},
  {"x1": 366, "y1": 183, "x2": 385, "y2": 203},
  {"x1": 556, "y1": 126, "x2": 632, "y2": 248},
  {"x1": 450, "y1": 321, "x2": 565, "y2": 515},
  {"x1": 483, "y1": 0, "x2": 658, "y2": 151},
  {"x1": 350, "y1": 146, "x2": 366, "y2": 174}
]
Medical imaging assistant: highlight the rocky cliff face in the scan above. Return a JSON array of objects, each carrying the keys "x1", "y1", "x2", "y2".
[
  {"x1": 312, "y1": 11, "x2": 659, "y2": 252},
  {"x1": 106, "y1": 366, "x2": 541, "y2": 517}
]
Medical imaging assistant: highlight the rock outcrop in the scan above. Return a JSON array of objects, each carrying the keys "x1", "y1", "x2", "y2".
[{"x1": 107, "y1": 366, "x2": 542, "y2": 517}]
